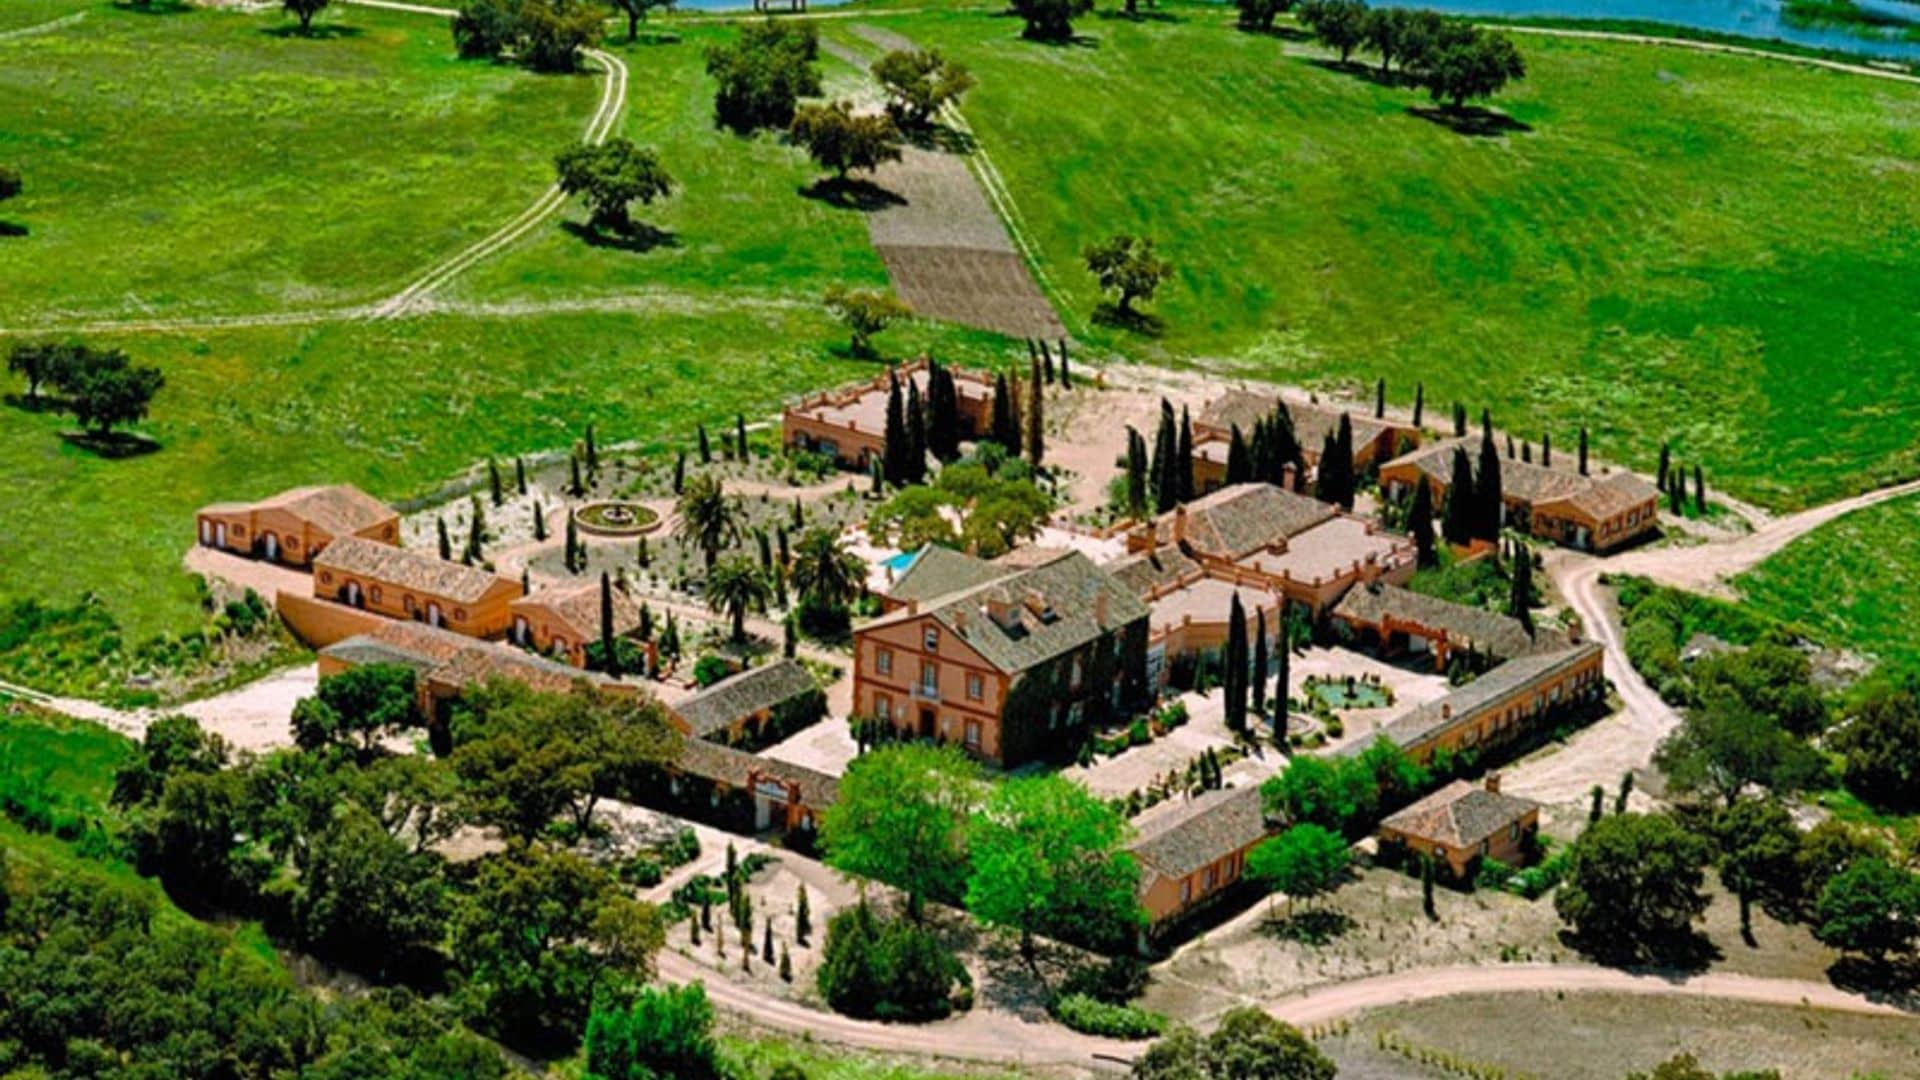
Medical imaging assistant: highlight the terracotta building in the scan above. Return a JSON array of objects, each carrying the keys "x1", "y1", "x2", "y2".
[
  {"x1": 317, "y1": 617, "x2": 606, "y2": 721},
  {"x1": 312, "y1": 536, "x2": 523, "y2": 640},
  {"x1": 1345, "y1": 642, "x2": 1606, "y2": 764},
  {"x1": 669, "y1": 659, "x2": 824, "y2": 746},
  {"x1": 1331, "y1": 581, "x2": 1568, "y2": 671},
  {"x1": 1189, "y1": 390, "x2": 1420, "y2": 494},
  {"x1": 671, "y1": 736, "x2": 839, "y2": 835},
  {"x1": 508, "y1": 579, "x2": 642, "y2": 668},
  {"x1": 853, "y1": 549, "x2": 1150, "y2": 767},
  {"x1": 1131, "y1": 785, "x2": 1274, "y2": 932},
  {"x1": 782, "y1": 357, "x2": 996, "y2": 471},
  {"x1": 196, "y1": 484, "x2": 398, "y2": 568},
  {"x1": 1378, "y1": 775, "x2": 1541, "y2": 881},
  {"x1": 1110, "y1": 485, "x2": 1416, "y2": 686},
  {"x1": 1378, "y1": 439, "x2": 1659, "y2": 553}
]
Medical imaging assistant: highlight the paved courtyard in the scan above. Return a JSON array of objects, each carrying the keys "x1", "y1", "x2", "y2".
[{"x1": 1289, "y1": 645, "x2": 1451, "y2": 754}]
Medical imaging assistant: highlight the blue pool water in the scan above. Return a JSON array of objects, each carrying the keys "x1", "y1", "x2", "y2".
[{"x1": 881, "y1": 550, "x2": 920, "y2": 573}]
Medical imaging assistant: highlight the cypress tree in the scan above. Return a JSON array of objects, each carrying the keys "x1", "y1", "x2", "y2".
[
  {"x1": 1668, "y1": 468, "x2": 1685, "y2": 514},
  {"x1": 599, "y1": 571, "x2": 620, "y2": 675},
  {"x1": 638, "y1": 534, "x2": 650, "y2": 568},
  {"x1": 1225, "y1": 591, "x2": 1248, "y2": 733},
  {"x1": 871, "y1": 457, "x2": 884, "y2": 496},
  {"x1": 1452, "y1": 402, "x2": 1468, "y2": 438},
  {"x1": 489, "y1": 459, "x2": 504, "y2": 507},
  {"x1": 756, "y1": 529, "x2": 773, "y2": 570},
  {"x1": 990, "y1": 372, "x2": 1013, "y2": 450},
  {"x1": 776, "y1": 526, "x2": 789, "y2": 567},
  {"x1": 533, "y1": 501, "x2": 547, "y2": 542},
  {"x1": 639, "y1": 603, "x2": 653, "y2": 642},
  {"x1": 570, "y1": 455, "x2": 584, "y2": 497},
  {"x1": 763, "y1": 918, "x2": 776, "y2": 964},
  {"x1": 1505, "y1": 433, "x2": 1515, "y2": 460},
  {"x1": 674, "y1": 451, "x2": 687, "y2": 494},
  {"x1": 1413, "y1": 382, "x2": 1424, "y2": 428},
  {"x1": 565, "y1": 516, "x2": 581, "y2": 574},
  {"x1": 1508, "y1": 541, "x2": 1534, "y2": 635},
  {"x1": 521, "y1": 568, "x2": 530, "y2": 593},
  {"x1": 1252, "y1": 608, "x2": 1269, "y2": 716},
  {"x1": 1225, "y1": 424, "x2": 1250, "y2": 486},
  {"x1": 1042, "y1": 341, "x2": 1055, "y2": 384},
  {"x1": 437, "y1": 516, "x2": 452, "y2": 561},
  {"x1": 515, "y1": 455, "x2": 527, "y2": 495},
  {"x1": 1268, "y1": 401, "x2": 1301, "y2": 485},
  {"x1": 784, "y1": 612, "x2": 797, "y2": 658},
  {"x1": 1375, "y1": 377, "x2": 1386, "y2": 419},
  {"x1": 464, "y1": 509, "x2": 482, "y2": 565},
  {"x1": 1476, "y1": 413, "x2": 1503, "y2": 542},
  {"x1": 698, "y1": 424, "x2": 712, "y2": 465},
  {"x1": 1125, "y1": 426, "x2": 1149, "y2": 515},
  {"x1": 905, "y1": 379, "x2": 928, "y2": 484},
  {"x1": 1693, "y1": 464, "x2": 1706, "y2": 515},
  {"x1": 1059, "y1": 341, "x2": 1072, "y2": 389},
  {"x1": 1421, "y1": 855, "x2": 1437, "y2": 920},
  {"x1": 796, "y1": 885, "x2": 812, "y2": 945},
  {"x1": 1616, "y1": 771, "x2": 1634, "y2": 815},
  {"x1": 1443, "y1": 447, "x2": 1476, "y2": 546},
  {"x1": 1657, "y1": 440, "x2": 1670, "y2": 489},
  {"x1": 585, "y1": 423, "x2": 598, "y2": 474},
  {"x1": 883, "y1": 370, "x2": 905, "y2": 485},
  {"x1": 1005, "y1": 373, "x2": 1023, "y2": 459},
  {"x1": 1409, "y1": 478, "x2": 1436, "y2": 568},
  {"x1": 1541, "y1": 432, "x2": 1552, "y2": 468},
  {"x1": 1335, "y1": 412, "x2": 1355, "y2": 509},
  {"x1": 1578, "y1": 427, "x2": 1590, "y2": 476},
  {"x1": 1026, "y1": 356, "x2": 1045, "y2": 468},
  {"x1": 926, "y1": 360, "x2": 958, "y2": 461},
  {"x1": 1521, "y1": 441, "x2": 1532, "y2": 464},
  {"x1": 1590, "y1": 785, "x2": 1605, "y2": 824},
  {"x1": 1176, "y1": 406, "x2": 1195, "y2": 503},
  {"x1": 1313, "y1": 430, "x2": 1341, "y2": 506},
  {"x1": 791, "y1": 497, "x2": 804, "y2": 530},
  {"x1": 1273, "y1": 614, "x2": 1291, "y2": 739},
  {"x1": 736, "y1": 413, "x2": 749, "y2": 460},
  {"x1": 1151, "y1": 399, "x2": 1177, "y2": 514}
]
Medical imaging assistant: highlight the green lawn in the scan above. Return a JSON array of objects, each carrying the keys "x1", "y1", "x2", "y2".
[
  {"x1": 0, "y1": 2, "x2": 594, "y2": 319},
  {"x1": 449, "y1": 24, "x2": 888, "y2": 305},
  {"x1": 1734, "y1": 493, "x2": 1920, "y2": 676},
  {"x1": 824, "y1": 4, "x2": 1920, "y2": 509},
  {"x1": 0, "y1": 0, "x2": 95, "y2": 34}
]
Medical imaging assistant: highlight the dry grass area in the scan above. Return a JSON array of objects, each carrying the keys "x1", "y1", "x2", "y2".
[
  {"x1": 1143, "y1": 866, "x2": 1845, "y2": 1027},
  {"x1": 1323, "y1": 991, "x2": 1920, "y2": 1079}
]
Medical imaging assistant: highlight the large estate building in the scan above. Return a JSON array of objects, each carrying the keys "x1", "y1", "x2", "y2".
[
  {"x1": 782, "y1": 357, "x2": 995, "y2": 471},
  {"x1": 856, "y1": 548, "x2": 1150, "y2": 766},
  {"x1": 1131, "y1": 785, "x2": 1274, "y2": 931},
  {"x1": 196, "y1": 484, "x2": 398, "y2": 567},
  {"x1": 1378, "y1": 439, "x2": 1660, "y2": 553},
  {"x1": 508, "y1": 579, "x2": 642, "y2": 668},
  {"x1": 312, "y1": 536, "x2": 523, "y2": 639},
  {"x1": 1349, "y1": 641, "x2": 1605, "y2": 764}
]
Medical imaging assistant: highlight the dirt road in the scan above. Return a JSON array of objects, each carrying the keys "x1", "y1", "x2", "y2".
[{"x1": 1268, "y1": 962, "x2": 1914, "y2": 1028}]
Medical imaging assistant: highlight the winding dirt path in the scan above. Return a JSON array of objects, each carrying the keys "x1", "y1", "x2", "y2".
[{"x1": 1267, "y1": 962, "x2": 1914, "y2": 1028}]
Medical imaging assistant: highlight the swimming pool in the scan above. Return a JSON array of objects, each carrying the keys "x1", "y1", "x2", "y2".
[{"x1": 880, "y1": 550, "x2": 920, "y2": 573}]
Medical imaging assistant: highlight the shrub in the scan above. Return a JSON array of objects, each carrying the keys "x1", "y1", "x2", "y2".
[
  {"x1": 692, "y1": 655, "x2": 732, "y2": 688},
  {"x1": 817, "y1": 900, "x2": 969, "y2": 1021},
  {"x1": 1050, "y1": 993, "x2": 1166, "y2": 1039}
]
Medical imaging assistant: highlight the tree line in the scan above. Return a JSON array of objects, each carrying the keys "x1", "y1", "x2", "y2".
[
  {"x1": 1297, "y1": 0, "x2": 1528, "y2": 109},
  {"x1": 7, "y1": 341, "x2": 165, "y2": 442}
]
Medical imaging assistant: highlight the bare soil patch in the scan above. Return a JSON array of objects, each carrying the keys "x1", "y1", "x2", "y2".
[
  {"x1": 1324, "y1": 990, "x2": 1920, "y2": 1080},
  {"x1": 876, "y1": 242, "x2": 1065, "y2": 340}
]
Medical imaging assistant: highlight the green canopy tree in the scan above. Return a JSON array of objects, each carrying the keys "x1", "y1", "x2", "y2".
[
  {"x1": 1085, "y1": 234, "x2": 1172, "y2": 319},
  {"x1": 555, "y1": 138, "x2": 675, "y2": 236},
  {"x1": 1011, "y1": 0, "x2": 1093, "y2": 41},
  {"x1": 283, "y1": 0, "x2": 330, "y2": 34},
  {"x1": 290, "y1": 663, "x2": 422, "y2": 755},
  {"x1": 824, "y1": 286, "x2": 911, "y2": 358},
  {"x1": 820, "y1": 743, "x2": 983, "y2": 912},
  {"x1": 1246, "y1": 824, "x2": 1350, "y2": 917},
  {"x1": 706, "y1": 556, "x2": 770, "y2": 644},
  {"x1": 605, "y1": 0, "x2": 674, "y2": 41},
  {"x1": 676, "y1": 472, "x2": 741, "y2": 570},
  {"x1": 871, "y1": 48, "x2": 975, "y2": 128},
  {"x1": 966, "y1": 774, "x2": 1141, "y2": 958},
  {"x1": 1813, "y1": 857, "x2": 1920, "y2": 963},
  {"x1": 1554, "y1": 812, "x2": 1710, "y2": 960},
  {"x1": 790, "y1": 100, "x2": 904, "y2": 181},
  {"x1": 1132, "y1": 1007, "x2": 1335, "y2": 1079}
]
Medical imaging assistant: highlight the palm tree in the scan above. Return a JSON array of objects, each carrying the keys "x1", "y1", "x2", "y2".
[
  {"x1": 676, "y1": 473, "x2": 740, "y2": 570},
  {"x1": 789, "y1": 526, "x2": 864, "y2": 612},
  {"x1": 707, "y1": 557, "x2": 770, "y2": 644}
]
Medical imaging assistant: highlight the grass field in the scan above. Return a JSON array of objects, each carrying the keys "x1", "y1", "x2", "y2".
[
  {"x1": 0, "y1": 2, "x2": 594, "y2": 320},
  {"x1": 820, "y1": 4, "x2": 1920, "y2": 509},
  {"x1": 1734, "y1": 493, "x2": 1920, "y2": 677}
]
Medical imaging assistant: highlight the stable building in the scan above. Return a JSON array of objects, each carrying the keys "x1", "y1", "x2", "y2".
[
  {"x1": 1331, "y1": 581, "x2": 1568, "y2": 671},
  {"x1": 1190, "y1": 390, "x2": 1420, "y2": 494},
  {"x1": 1378, "y1": 440, "x2": 1660, "y2": 553},
  {"x1": 782, "y1": 357, "x2": 996, "y2": 471},
  {"x1": 1378, "y1": 775, "x2": 1540, "y2": 881},
  {"x1": 1131, "y1": 786, "x2": 1274, "y2": 932},
  {"x1": 508, "y1": 580, "x2": 642, "y2": 668},
  {"x1": 669, "y1": 659, "x2": 825, "y2": 747},
  {"x1": 1347, "y1": 642, "x2": 1606, "y2": 764},
  {"x1": 317, "y1": 617, "x2": 605, "y2": 721},
  {"x1": 312, "y1": 536, "x2": 523, "y2": 640},
  {"x1": 853, "y1": 549, "x2": 1150, "y2": 767},
  {"x1": 196, "y1": 484, "x2": 398, "y2": 568},
  {"x1": 672, "y1": 736, "x2": 839, "y2": 835}
]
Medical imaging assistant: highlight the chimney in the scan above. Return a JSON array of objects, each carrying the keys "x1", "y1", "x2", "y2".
[
  {"x1": 1094, "y1": 591, "x2": 1109, "y2": 628},
  {"x1": 906, "y1": 599, "x2": 919, "y2": 616},
  {"x1": 1484, "y1": 772, "x2": 1502, "y2": 794},
  {"x1": 1441, "y1": 703, "x2": 1452, "y2": 720},
  {"x1": 1172, "y1": 504, "x2": 1187, "y2": 544}
]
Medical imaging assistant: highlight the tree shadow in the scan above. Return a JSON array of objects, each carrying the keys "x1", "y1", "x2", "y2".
[
  {"x1": 260, "y1": 23, "x2": 366, "y2": 40},
  {"x1": 1236, "y1": 22, "x2": 1310, "y2": 40},
  {"x1": 4, "y1": 393, "x2": 67, "y2": 414},
  {"x1": 1555, "y1": 927, "x2": 1720, "y2": 974},
  {"x1": 620, "y1": 30, "x2": 682, "y2": 45},
  {"x1": 560, "y1": 220, "x2": 679, "y2": 253},
  {"x1": 1090, "y1": 302, "x2": 1164, "y2": 337},
  {"x1": 798, "y1": 177, "x2": 907, "y2": 212},
  {"x1": 1258, "y1": 907, "x2": 1354, "y2": 946},
  {"x1": 1828, "y1": 956, "x2": 1920, "y2": 1002},
  {"x1": 0, "y1": 222, "x2": 26, "y2": 238},
  {"x1": 60, "y1": 430, "x2": 161, "y2": 459},
  {"x1": 115, "y1": 0, "x2": 192, "y2": 14},
  {"x1": 1303, "y1": 56, "x2": 1414, "y2": 88},
  {"x1": 1407, "y1": 104, "x2": 1532, "y2": 137},
  {"x1": 1095, "y1": 7, "x2": 1185, "y2": 23},
  {"x1": 903, "y1": 123, "x2": 978, "y2": 155}
]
